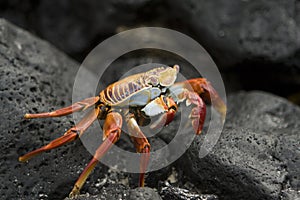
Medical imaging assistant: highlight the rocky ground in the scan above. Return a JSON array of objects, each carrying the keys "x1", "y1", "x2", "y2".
[{"x1": 0, "y1": 1, "x2": 300, "y2": 200}]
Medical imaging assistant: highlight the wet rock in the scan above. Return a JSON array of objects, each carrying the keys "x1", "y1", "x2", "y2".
[
  {"x1": 159, "y1": 182, "x2": 218, "y2": 200},
  {"x1": 179, "y1": 91, "x2": 300, "y2": 200}
]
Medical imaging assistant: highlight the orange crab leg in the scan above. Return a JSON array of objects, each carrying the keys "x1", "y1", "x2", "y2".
[
  {"x1": 126, "y1": 114, "x2": 151, "y2": 187},
  {"x1": 19, "y1": 107, "x2": 100, "y2": 162},
  {"x1": 24, "y1": 96, "x2": 100, "y2": 119},
  {"x1": 69, "y1": 112, "x2": 122, "y2": 198}
]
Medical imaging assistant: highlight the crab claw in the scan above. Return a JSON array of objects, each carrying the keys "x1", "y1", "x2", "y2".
[
  {"x1": 142, "y1": 96, "x2": 178, "y2": 129},
  {"x1": 173, "y1": 78, "x2": 226, "y2": 122}
]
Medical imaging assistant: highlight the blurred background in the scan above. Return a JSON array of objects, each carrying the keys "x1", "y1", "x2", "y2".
[{"x1": 1, "y1": 0, "x2": 300, "y2": 104}]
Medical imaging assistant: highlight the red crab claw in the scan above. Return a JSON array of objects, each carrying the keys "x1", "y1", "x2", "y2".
[
  {"x1": 171, "y1": 78, "x2": 226, "y2": 122},
  {"x1": 142, "y1": 96, "x2": 178, "y2": 130}
]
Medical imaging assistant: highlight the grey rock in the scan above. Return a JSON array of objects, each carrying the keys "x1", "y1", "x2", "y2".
[
  {"x1": 129, "y1": 187, "x2": 162, "y2": 200},
  {"x1": 64, "y1": 183, "x2": 130, "y2": 200},
  {"x1": 0, "y1": 0, "x2": 160, "y2": 59},
  {"x1": 159, "y1": 182, "x2": 218, "y2": 200},
  {"x1": 0, "y1": 18, "x2": 109, "y2": 199},
  {"x1": 64, "y1": 186, "x2": 161, "y2": 200},
  {"x1": 168, "y1": 0, "x2": 299, "y2": 66},
  {"x1": 179, "y1": 91, "x2": 300, "y2": 200}
]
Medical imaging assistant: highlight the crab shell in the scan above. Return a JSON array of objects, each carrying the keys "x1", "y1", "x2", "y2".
[{"x1": 99, "y1": 65, "x2": 179, "y2": 107}]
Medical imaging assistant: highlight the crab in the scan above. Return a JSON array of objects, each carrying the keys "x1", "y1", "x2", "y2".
[{"x1": 19, "y1": 65, "x2": 226, "y2": 197}]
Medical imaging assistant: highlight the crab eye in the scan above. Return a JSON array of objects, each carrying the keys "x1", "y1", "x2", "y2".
[{"x1": 159, "y1": 66, "x2": 179, "y2": 87}]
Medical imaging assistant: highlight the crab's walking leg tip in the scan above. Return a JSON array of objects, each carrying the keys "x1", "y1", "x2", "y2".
[
  {"x1": 24, "y1": 113, "x2": 31, "y2": 119},
  {"x1": 18, "y1": 156, "x2": 28, "y2": 162},
  {"x1": 69, "y1": 186, "x2": 80, "y2": 198}
]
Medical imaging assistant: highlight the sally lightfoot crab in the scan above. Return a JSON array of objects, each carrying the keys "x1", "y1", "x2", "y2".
[{"x1": 19, "y1": 65, "x2": 226, "y2": 197}]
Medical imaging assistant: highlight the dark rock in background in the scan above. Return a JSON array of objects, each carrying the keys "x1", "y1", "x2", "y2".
[
  {"x1": 179, "y1": 91, "x2": 300, "y2": 200},
  {"x1": 0, "y1": 0, "x2": 162, "y2": 60}
]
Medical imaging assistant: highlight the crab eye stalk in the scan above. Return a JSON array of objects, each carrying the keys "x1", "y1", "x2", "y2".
[{"x1": 159, "y1": 65, "x2": 179, "y2": 87}]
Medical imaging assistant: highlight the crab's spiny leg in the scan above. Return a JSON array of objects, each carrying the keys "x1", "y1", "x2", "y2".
[
  {"x1": 126, "y1": 114, "x2": 151, "y2": 187},
  {"x1": 24, "y1": 96, "x2": 100, "y2": 119},
  {"x1": 69, "y1": 112, "x2": 122, "y2": 198},
  {"x1": 19, "y1": 107, "x2": 100, "y2": 162}
]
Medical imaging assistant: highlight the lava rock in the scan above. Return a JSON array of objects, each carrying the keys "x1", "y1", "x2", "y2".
[
  {"x1": 64, "y1": 186, "x2": 161, "y2": 200},
  {"x1": 129, "y1": 187, "x2": 162, "y2": 200},
  {"x1": 0, "y1": 0, "x2": 161, "y2": 60},
  {"x1": 159, "y1": 182, "x2": 218, "y2": 200},
  {"x1": 168, "y1": 0, "x2": 300, "y2": 66},
  {"x1": 179, "y1": 91, "x2": 300, "y2": 200},
  {"x1": 64, "y1": 183, "x2": 130, "y2": 200},
  {"x1": 0, "y1": 18, "x2": 109, "y2": 199}
]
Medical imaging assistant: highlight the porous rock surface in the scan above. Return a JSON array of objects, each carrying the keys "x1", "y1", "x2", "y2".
[
  {"x1": 0, "y1": 19, "x2": 176, "y2": 200},
  {"x1": 0, "y1": 18, "x2": 92, "y2": 199},
  {"x1": 179, "y1": 91, "x2": 300, "y2": 200}
]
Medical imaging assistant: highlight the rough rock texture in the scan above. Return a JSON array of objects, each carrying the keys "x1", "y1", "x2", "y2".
[
  {"x1": 0, "y1": 19, "x2": 186, "y2": 200},
  {"x1": 179, "y1": 91, "x2": 300, "y2": 200},
  {"x1": 168, "y1": 0, "x2": 300, "y2": 66},
  {"x1": 0, "y1": 18, "x2": 87, "y2": 199},
  {"x1": 159, "y1": 182, "x2": 219, "y2": 200},
  {"x1": 64, "y1": 186, "x2": 161, "y2": 200}
]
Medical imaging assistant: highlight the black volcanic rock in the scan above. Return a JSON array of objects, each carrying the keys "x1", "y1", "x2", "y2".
[
  {"x1": 159, "y1": 182, "x2": 219, "y2": 200},
  {"x1": 179, "y1": 91, "x2": 300, "y2": 200},
  {"x1": 0, "y1": 0, "x2": 159, "y2": 60},
  {"x1": 168, "y1": 0, "x2": 300, "y2": 66},
  {"x1": 0, "y1": 18, "x2": 103, "y2": 199}
]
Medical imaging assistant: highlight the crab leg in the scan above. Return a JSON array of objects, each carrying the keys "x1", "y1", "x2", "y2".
[
  {"x1": 170, "y1": 78, "x2": 226, "y2": 120},
  {"x1": 19, "y1": 107, "x2": 100, "y2": 162},
  {"x1": 185, "y1": 91, "x2": 207, "y2": 134},
  {"x1": 69, "y1": 112, "x2": 122, "y2": 198},
  {"x1": 126, "y1": 114, "x2": 151, "y2": 187},
  {"x1": 24, "y1": 96, "x2": 100, "y2": 119}
]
